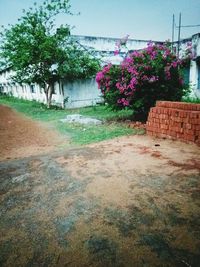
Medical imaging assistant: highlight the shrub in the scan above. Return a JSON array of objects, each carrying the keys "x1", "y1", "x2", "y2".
[{"x1": 96, "y1": 42, "x2": 190, "y2": 121}]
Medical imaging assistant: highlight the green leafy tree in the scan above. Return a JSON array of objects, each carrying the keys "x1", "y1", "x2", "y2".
[{"x1": 0, "y1": 0, "x2": 100, "y2": 107}]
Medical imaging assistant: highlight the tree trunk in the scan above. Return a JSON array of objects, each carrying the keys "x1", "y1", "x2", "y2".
[
  {"x1": 44, "y1": 83, "x2": 53, "y2": 108},
  {"x1": 59, "y1": 81, "x2": 65, "y2": 109}
]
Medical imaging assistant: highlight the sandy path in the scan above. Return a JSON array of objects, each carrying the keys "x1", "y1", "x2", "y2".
[{"x1": 0, "y1": 105, "x2": 66, "y2": 161}]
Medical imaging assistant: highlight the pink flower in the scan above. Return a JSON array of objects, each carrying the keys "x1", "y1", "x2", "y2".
[
  {"x1": 116, "y1": 82, "x2": 121, "y2": 89},
  {"x1": 96, "y1": 71, "x2": 104, "y2": 88},
  {"x1": 148, "y1": 76, "x2": 158, "y2": 83},
  {"x1": 114, "y1": 50, "x2": 119, "y2": 56},
  {"x1": 187, "y1": 41, "x2": 192, "y2": 48},
  {"x1": 146, "y1": 45, "x2": 154, "y2": 54},
  {"x1": 127, "y1": 66, "x2": 137, "y2": 74},
  {"x1": 147, "y1": 41, "x2": 154, "y2": 47},
  {"x1": 117, "y1": 98, "x2": 129, "y2": 106},
  {"x1": 129, "y1": 77, "x2": 137, "y2": 88},
  {"x1": 150, "y1": 51, "x2": 157, "y2": 60},
  {"x1": 116, "y1": 82, "x2": 126, "y2": 93},
  {"x1": 163, "y1": 49, "x2": 171, "y2": 57},
  {"x1": 122, "y1": 99, "x2": 129, "y2": 106},
  {"x1": 102, "y1": 64, "x2": 112, "y2": 74},
  {"x1": 171, "y1": 61, "x2": 178, "y2": 68},
  {"x1": 142, "y1": 75, "x2": 148, "y2": 81},
  {"x1": 131, "y1": 51, "x2": 140, "y2": 57},
  {"x1": 123, "y1": 57, "x2": 133, "y2": 65}
]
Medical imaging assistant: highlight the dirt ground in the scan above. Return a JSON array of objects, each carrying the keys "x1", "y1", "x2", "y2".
[
  {"x1": 0, "y1": 105, "x2": 67, "y2": 161},
  {"x1": 0, "y1": 105, "x2": 200, "y2": 267}
]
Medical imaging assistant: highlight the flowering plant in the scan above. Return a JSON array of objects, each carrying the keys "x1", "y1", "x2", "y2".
[
  {"x1": 96, "y1": 42, "x2": 190, "y2": 120},
  {"x1": 180, "y1": 41, "x2": 194, "y2": 67}
]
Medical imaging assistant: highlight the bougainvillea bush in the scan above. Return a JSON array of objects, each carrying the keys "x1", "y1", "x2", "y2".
[{"x1": 96, "y1": 42, "x2": 190, "y2": 121}]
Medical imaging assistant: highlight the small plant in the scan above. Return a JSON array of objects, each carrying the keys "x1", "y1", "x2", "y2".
[{"x1": 96, "y1": 42, "x2": 190, "y2": 121}]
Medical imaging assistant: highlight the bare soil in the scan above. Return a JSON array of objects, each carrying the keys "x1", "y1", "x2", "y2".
[
  {"x1": 0, "y1": 104, "x2": 200, "y2": 267},
  {"x1": 0, "y1": 105, "x2": 66, "y2": 161}
]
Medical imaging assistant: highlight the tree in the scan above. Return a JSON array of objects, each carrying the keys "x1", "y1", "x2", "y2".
[
  {"x1": 96, "y1": 42, "x2": 190, "y2": 121},
  {"x1": 0, "y1": 0, "x2": 100, "y2": 108}
]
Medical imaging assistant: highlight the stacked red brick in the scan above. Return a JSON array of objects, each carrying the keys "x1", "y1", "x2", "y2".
[{"x1": 146, "y1": 101, "x2": 200, "y2": 145}]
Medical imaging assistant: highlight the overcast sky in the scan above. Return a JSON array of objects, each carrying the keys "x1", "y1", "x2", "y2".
[{"x1": 0, "y1": 0, "x2": 199, "y2": 41}]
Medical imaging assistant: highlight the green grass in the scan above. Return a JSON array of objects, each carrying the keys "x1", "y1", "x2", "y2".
[
  {"x1": 0, "y1": 95, "x2": 144, "y2": 145},
  {"x1": 182, "y1": 97, "x2": 200, "y2": 104}
]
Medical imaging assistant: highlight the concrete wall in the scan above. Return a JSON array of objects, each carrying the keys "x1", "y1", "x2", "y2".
[
  {"x1": 72, "y1": 35, "x2": 151, "y2": 52},
  {"x1": 179, "y1": 33, "x2": 200, "y2": 98},
  {"x1": 63, "y1": 78, "x2": 102, "y2": 109},
  {"x1": 72, "y1": 35, "x2": 153, "y2": 65},
  {"x1": 0, "y1": 69, "x2": 64, "y2": 106},
  {"x1": 0, "y1": 69, "x2": 100, "y2": 108},
  {"x1": 192, "y1": 34, "x2": 200, "y2": 97}
]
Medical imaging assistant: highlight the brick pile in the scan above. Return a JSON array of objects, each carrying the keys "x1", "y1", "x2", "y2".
[{"x1": 146, "y1": 101, "x2": 200, "y2": 145}]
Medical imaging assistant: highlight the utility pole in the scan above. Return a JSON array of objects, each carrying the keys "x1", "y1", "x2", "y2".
[
  {"x1": 171, "y1": 14, "x2": 175, "y2": 51},
  {"x1": 173, "y1": 13, "x2": 200, "y2": 56},
  {"x1": 177, "y1": 12, "x2": 182, "y2": 58}
]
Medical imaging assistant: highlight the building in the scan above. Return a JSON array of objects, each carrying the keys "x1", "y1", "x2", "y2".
[
  {"x1": 181, "y1": 33, "x2": 200, "y2": 98},
  {"x1": 0, "y1": 33, "x2": 200, "y2": 108}
]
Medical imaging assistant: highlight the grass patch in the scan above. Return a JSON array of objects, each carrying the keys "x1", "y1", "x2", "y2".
[
  {"x1": 0, "y1": 95, "x2": 143, "y2": 145},
  {"x1": 182, "y1": 97, "x2": 200, "y2": 104},
  {"x1": 56, "y1": 121, "x2": 142, "y2": 145}
]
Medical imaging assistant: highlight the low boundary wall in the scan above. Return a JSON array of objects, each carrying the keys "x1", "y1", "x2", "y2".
[{"x1": 146, "y1": 101, "x2": 200, "y2": 145}]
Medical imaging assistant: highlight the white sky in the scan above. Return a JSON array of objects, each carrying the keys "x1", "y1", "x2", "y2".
[{"x1": 0, "y1": 0, "x2": 199, "y2": 41}]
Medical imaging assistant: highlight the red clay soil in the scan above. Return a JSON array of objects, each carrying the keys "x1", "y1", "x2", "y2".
[
  {"x1": 0, "y1": 105, "x2": 65, "y2": 161},
  {"x1": 1, "y1": 105, "x2": 200, "y2": 267}
]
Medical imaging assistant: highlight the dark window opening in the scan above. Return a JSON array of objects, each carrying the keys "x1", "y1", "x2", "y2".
[
  {"x1": 30, "y1": 84, "x2": 36, "y2": 93},
  {"x1": 52, "y1": 84, "x2": 56, "y2": 94}
]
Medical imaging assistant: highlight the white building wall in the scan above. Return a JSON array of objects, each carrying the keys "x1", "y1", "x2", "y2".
[
  {"x1": 0, "y1": 69, "x2": 64, "y2": 106},
  {"x1": 1, "y1": 34, "x2": 200, "y2": 107},
  {"x1": 72, "y1": 35, "x2": 151, "y2": 52},
  {"x1": 63, "y1": 78, "x2": 102, "y2": 109},
  {"x1": 189, "y1": 60, "x2": 199, "y2": 97},
  {"x1": 190, "y1": 33, "x2": 200, "y2": 97},
  {"x1": 177, "y1": 33, "x2": 200, "y2": 98},
  {"x1": 72, "y1": 35, "x2": 153, "y2": 65}
]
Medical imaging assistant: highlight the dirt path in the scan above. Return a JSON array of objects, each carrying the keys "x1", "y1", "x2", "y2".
[
  {"x1": 0, "y1": 105, "x2": 200, "y2": 267},
  {"x1": 0, "y1": 105, "x2": 67, "y2": 161}
]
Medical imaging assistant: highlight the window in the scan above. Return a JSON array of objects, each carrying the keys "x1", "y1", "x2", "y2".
[
  {"x1": 52, "y1": 84, "x2": 56, "y2": 94},
  {"x1": 0, "y1": 84, "x2": 3, "y2": 93},
  {"x1": 30, "y1": 84, "x2": 36, "y2": 93},
  {"x1": 40, "y1": 86, "x2": 43, "y2": 94}
]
